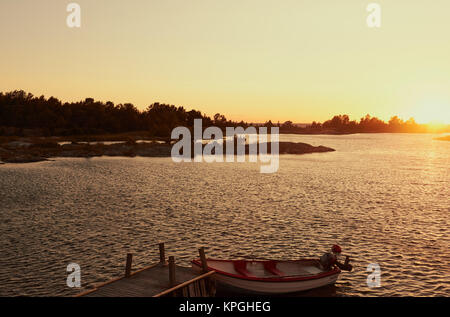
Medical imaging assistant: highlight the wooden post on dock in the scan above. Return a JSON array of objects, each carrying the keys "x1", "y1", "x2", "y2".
[
  {"x1": 199, "y1": 247, "x2": 215, "y2": 296},
  {"x1": 199, "y1": 247, "x2": 208, "y2": 273},
  {"x1": 168, "y1": 256, "x2": 176, "y2": 287},
  {"x1": 125, "y1": 253, "x2": 133, "y2": 278},
  {"x1": 159, "y1": 243, "x2": 166, "y2": 264}
]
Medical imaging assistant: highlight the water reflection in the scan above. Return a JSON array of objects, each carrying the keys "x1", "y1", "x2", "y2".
[{"x1": 0, "y1": 133, "x2": 448, "y2": 296}]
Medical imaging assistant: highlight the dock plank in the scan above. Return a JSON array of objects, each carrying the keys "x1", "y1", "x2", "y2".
[{"x1": 81, "y1": 263, "x2": 210, "y2": 297}]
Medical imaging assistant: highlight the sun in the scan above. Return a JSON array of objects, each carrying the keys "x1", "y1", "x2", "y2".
[{"x1": 404, "y1": 102, "x2": 450, "y2": 125}]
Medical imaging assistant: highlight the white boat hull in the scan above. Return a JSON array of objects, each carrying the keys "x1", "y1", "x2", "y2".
[
  {"x1": 213, "y1": 271, "x2": 339, "y2": 294},
  {"x1": 192, "y1": 259, "x2": 341, "y2": 294}
]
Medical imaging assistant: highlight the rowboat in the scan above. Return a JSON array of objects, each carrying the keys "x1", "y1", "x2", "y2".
[{"x1": 191, "y1": 258, "x2": 342, "y2": 294}]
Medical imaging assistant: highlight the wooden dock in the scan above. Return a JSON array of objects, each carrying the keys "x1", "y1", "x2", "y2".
[{"x1": 76, "y1": 245, "x2": 216, "y2": 297}]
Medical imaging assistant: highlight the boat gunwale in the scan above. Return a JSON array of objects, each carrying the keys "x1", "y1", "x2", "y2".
[{"x1": 192, "y1": 258, "x2": 341, "y2": 283}]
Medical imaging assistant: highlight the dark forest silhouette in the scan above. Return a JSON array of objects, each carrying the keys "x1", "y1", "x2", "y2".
[{"x1": 0, "y1": 90, "x2": 446, "y2": 137}]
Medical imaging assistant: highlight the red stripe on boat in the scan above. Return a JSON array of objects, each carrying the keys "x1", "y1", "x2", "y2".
[{"x1": 191, "y1": 259, "x2": 341, "y2": 282}]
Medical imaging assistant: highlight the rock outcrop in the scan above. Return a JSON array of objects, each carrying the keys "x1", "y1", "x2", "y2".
[{"x1": 0, "y1": 139, "x2": 335, "y2": 164}]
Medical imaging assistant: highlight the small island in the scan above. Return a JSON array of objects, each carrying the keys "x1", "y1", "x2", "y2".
[{"x1": 0, "y1": 137, "x2": 335, "y2": 164}]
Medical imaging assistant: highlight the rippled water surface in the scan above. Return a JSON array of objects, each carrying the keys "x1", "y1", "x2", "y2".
[{"x1": 0, "y1": 134, "x2": 449, "y2": 296}]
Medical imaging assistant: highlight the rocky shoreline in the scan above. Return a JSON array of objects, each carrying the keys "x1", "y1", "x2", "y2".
[{"x1": 0, "y1": 139, "x2": 335, "y2": 164}]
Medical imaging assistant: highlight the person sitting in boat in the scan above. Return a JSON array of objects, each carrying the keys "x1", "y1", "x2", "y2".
[{"x1": 319, "y1": 245, "x2": 353, "y2": 271}]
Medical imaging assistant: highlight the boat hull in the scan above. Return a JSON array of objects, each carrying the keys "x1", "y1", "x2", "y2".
[{"x1": 192, "y1": 259, "x2": 340, "y2": 294}]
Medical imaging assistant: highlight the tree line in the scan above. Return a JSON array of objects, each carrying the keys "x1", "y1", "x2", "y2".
[
  {"x1": 0, "y1": 90, "x2": 248, "y2": 137},
  {"x1": 296, "y1": 114, "x2": 429, "y2": 133},
  {"x1": 0, "y1": 90, "x2": 443, "y2": 137}
]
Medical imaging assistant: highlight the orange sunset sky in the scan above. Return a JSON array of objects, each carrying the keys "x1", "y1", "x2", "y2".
[{"x1": 1, "y1": 0, "x2": 449, "y2": 124}]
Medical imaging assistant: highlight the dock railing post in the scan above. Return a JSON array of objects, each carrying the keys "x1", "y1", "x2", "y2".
[
  {"x1": 125, "y1": 253, "x2": 133, "y2": 278},
  {"x1": 199, "y1": 247, "x2": 215, "y2": 296},
  {"x1": 169, "y1": 256, "x2": 176, "y2": 287},
  {"x1": 159, "y1": 243, "x2": 166, "y2": 264},
  {"x1": 199, "y1": 247, "x2": 208, "y2": 273}
]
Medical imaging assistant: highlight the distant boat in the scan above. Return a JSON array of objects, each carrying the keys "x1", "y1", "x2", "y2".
[{"x1": 191, "y1": 258, "x2": 342, "y2": 294}]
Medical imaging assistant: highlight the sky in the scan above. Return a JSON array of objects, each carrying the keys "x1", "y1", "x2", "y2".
[{"x1": 1, "y1": 0, "x2": 449, "y2": 124}]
